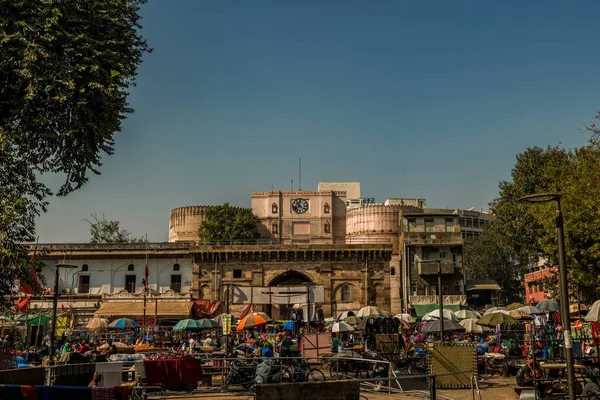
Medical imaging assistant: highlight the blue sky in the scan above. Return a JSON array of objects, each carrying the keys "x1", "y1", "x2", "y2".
[{"x1": 36, "y1": 1, "x2": 600, "y2": 242}]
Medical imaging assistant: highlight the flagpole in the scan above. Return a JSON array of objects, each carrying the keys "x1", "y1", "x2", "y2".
[{"x1": 143, "y1": 235, "x2": 148, "y2": 331}]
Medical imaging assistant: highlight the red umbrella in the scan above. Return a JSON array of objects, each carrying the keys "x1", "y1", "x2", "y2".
[{"x1": 236, "y1": 312, "x2": 272, "y2": 331}]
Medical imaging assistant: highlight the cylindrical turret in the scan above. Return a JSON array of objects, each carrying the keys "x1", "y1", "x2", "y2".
[{"x1": 168, "y1": 206, "x2": 216, "y2": 242}]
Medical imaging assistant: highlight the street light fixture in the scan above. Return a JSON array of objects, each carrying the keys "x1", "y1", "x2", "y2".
[
  {"x1": 49, "y1": 264, "x2": 78, "y2": 365},
  {"x1": 518, "y1": 193, "x2": 575, "y2": 400}
]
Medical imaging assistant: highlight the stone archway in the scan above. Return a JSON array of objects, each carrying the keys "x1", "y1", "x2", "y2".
[{"x1": 267, "y1": 270, "x2": 313, "y2": 320}]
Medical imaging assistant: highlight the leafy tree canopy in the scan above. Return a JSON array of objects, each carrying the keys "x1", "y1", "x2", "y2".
[
  {"x1": 0, "y1": 0, "x2": 149, "y2": 306},
  {"x1": 85, "y1": 213, "x2": 145, "y2": 244},
  {"x1": 467, "y1": 114, "x2": 600, "y2": 303},
  {"x1": 198, "y1": 203, "x2": 261, "y2": 244}
]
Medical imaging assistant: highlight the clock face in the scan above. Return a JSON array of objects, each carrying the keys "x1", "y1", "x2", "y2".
[{"x1": 292, "y1": 198, "x2": 309, "y2": 214}]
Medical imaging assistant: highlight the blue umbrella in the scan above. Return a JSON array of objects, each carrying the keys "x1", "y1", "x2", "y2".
[
  {"x1": 108, "y1": 318, "x2": 140, "y2": 329},
  {"x1": 282, "y1": 320, "x2": 294, "y2": 331}
]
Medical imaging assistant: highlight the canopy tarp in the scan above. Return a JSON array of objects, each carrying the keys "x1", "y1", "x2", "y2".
[
  {"x1": 466, "y1": 280, "x2": 501, "y2": 292},
  {"x1": 413, "y1": 304, "x2": 460, "y2": 317},
  {"x1": 95, "y1": 301, "x2": 192, "y2": 318},
  {"x1": 18, "y1": 315, "x2": 51, "y2": 326}
]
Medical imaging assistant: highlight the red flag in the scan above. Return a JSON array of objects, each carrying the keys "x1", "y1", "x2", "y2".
[
  {"x1": 238, "y1": 304, "x2": 252, "y2": 320},
  {"x1": 20, "y1": 238, "x2": 42, "y2": 294},
  {"x1": 61, "y1": 304, "x2": 65, "y2": 313},
  {"x1": 17, "y1": 296, "x2": 31, "y2": 311}
]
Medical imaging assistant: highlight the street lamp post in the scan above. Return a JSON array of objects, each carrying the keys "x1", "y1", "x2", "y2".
[
  {"x1": 49, "y1": 264, "x2": 78, "y2": 365},
  {"x1": 425, "y1": 259, "x2": 444, "y2": 341},
  {"x1": 519, "y1": 193, "x2": 575, "y2": 400}
]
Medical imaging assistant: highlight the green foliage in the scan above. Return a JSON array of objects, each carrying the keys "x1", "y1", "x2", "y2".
[
  {"x1": 465, "y1": 146, "x2": 572, "y2": 302},
  {"x1": 198, "y1": 203, "x2": 261, "y2": 244},
  {"x1": 0, "y1": 0, "x2": 149, "y2": 308},
  {"x1": 85, "y1": 213, "x2": 145, "y2": 243}
]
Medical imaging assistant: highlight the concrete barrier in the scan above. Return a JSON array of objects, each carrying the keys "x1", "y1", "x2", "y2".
[{"x1": 255, "y1": 380, "x2": 360, "y2": 400}]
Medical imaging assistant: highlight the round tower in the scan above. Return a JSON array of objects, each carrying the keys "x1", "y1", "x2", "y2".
[{"x1": 168, "y1": 206, "x2": 216, "y2": 242}]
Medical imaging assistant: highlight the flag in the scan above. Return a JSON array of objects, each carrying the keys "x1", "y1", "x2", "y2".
[
  {"x1": 19, "y1": 237, "x2": 42, "y2": 294},
  {"x1": 238, "y1": 303, "x2": 252, "y2": 320},
  {"x1": 61, "y1": 304, "x2": 65, "y2": 313}
]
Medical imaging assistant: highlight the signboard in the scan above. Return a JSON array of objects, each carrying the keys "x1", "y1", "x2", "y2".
[{"x1": 232, "y1": 285, "x2": 324, "y2": 305}]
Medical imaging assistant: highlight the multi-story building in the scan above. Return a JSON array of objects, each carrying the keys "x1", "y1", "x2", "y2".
[
  {"x1": 399, "y1": 209, "x2": 466, "y2": 315},
  {"x1": 524, "y1": 267, "x2": 557, "y2": 305}
]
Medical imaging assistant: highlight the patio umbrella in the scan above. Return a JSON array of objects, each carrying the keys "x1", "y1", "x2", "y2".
[
  {"x1": 505, "y1": 302, "x2": 526, "y2": 311},
  {"x1": 454, "y1": 310, "x2": 482, "y2": 320},
  {"x1": 331, "y1": 321, "x2": 355, "y2": 333},
  {"x1": 536, "y1": 300, "x2": 560, "y2": 312},
  {"x1": 173, "y1": 319, "x2": 200, "y2": 331},
  {"x1": 483, "y1": 307, "x2": 507, "y2": 316},
  {"x1": 335, "y1": 311, "x2": 356, "y2": 321},
  {"x1": 423, "y1": 309, "x2": 458, "y2": 322},
  {"x1": 86, "y1": 317, "x2": 108, "y2": 330},
  {"x1": 477, "y1": 313, "x2": 518, "y2": 327},
  {"x1": 236, "y1": 312, "x2": 272, "y2": 331},
  {"x1": 421, "y1": 319, "x2": 465, "y2": 333},
  {"x1": 518, "y1": 306, "x2": 542, "y2": 315},
  {"x1": 343, "y1": 316, "x2": 360, "y2": 325},
  {"x1": 509, "y1": 309, "x2": 532, "y2": 320},
  {"x1": 585, "y1": 300, "x2": 600, "y2": 322},
  {"x1": 108, "y1": 318, "x2": 140, "y2": 329},
  {"x1": 393, "y1": 313, "x2": 415, "y2": 323},
  {"x1": 459, "y1": 318, "x2": 490, "y2": 334},
  {"x1": 197, "y1": 318, "x2": 220, "y2": 330},
  {"x1": 356, "y1": 306, "x2": 384, "y2": 318}
]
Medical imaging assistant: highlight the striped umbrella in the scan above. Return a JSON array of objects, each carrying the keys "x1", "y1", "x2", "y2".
[
  {"x1": 108, "y1": 318, "x2": 140, "y2": 329},
  {"x1": 236, "y1": 312, "x2": 272, "y2": 331},
  {"x1": 518, "y1": 306, "x2": 542, "y2": 315},
  {"x1": 454, "y1": 310, "x2": 482, "y2": 320},
  {"x1": 335, "y1": 311, "x2": 356, "y2": 321},
  {"x1": 356, "y1": 306, "x2": 384, "y2": 318},
  {"x1": 459, "y1": 318, "x2": 491, "y2": 333},
  {"x1": 393, "y1": 313, "x2": 415, "y2": 323}
]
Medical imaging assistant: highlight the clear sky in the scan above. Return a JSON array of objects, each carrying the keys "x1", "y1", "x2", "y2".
[{"x1": 36, "y1": 0, "x2": 600, "y2": 242}]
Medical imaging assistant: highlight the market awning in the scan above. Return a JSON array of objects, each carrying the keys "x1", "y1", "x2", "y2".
[
  {"x1": 94, "y1": 301, "x2": 192, "y2": 318},
  {"x1": 413, "y1": 304, "x2": 460, "y2": 317},
  {"x1": 466, "y1": 280, "x2": 501, "y2": 292}
]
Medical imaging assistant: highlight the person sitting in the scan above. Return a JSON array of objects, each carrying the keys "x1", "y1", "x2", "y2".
[
  {"x1": 582, "y1": 373, "x2": 600, "y2": 399},
  {"x1": 516, "y1": 355, "x2": 542, "y2": 386},
  {"x1": 331, "y1": 333, "x2": 339, "y2": 354}
]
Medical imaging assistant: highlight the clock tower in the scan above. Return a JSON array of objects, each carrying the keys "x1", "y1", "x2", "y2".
[{"x1": 251, "y1": 189, "x2": 347, "y2": 244}]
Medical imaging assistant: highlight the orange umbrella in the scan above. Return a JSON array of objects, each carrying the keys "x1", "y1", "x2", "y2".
[{"x1": 236, "y1": 312, "x2": 272, "y2": 331}]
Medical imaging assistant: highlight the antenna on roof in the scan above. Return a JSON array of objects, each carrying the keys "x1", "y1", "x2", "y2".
[{"x1": 298, "y1": 158, "x2": 302, "y2": 191}]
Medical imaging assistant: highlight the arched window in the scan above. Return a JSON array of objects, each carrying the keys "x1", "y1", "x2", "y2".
[
  {"x1": 271, "y1": 203, "x2": 278, "y2": 214},
  {"x1": 127, "y1": 264, "x2": 134, "y2": 271},
  {"x1": 324, "y1": 203, "x2": 330, "y2": 214},
  {"x1": 173, "y1": 263, "x2": 180, "y2": 271},
  {"x1": 324, "y1": 222, "x2": 331, "y2": 234},
  {"x1": 390, "y1": 267, "x2": 396, "y2": 276},
  {"x1": 271, "y1": 223, "x2": 278, "y2": 234},
  {"x1": 341, "y1": 285, "x2": 351, "y2": 302}
]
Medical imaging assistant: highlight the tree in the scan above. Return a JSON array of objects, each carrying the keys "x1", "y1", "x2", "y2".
[
  {"x1": 198, "y1": 203, "x2": 261, "y2": 244},
  {"x1": 85, "y1": 213, "x2": 145, "y2": 244},
  {"x1": 465, "y1": 146, "x2": 572, "y2": 302},
  {"x1": 0, "y1": 0, "x2": 149, "y2": 307}
]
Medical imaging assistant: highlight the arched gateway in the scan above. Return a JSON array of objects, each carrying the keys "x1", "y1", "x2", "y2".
[{"x1": 267, "y1": 270, "x2": 313, "y2": 320}]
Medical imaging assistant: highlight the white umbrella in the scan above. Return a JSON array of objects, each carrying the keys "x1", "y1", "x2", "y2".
[
  {"x1": 86, "y1": 317, "x2": 108, "y2": 330},
  {"x1": 331, "y1": 321, "x2": 355, "y2": 333},
  {"x1": 585, "y1": 300, "x2": 600, "y2": 322},
  {"x1": 335, "y1": 311, "x2": 356, "y2": 321},
  {"x1": 393, "y1": 313, "x2": 415, "y2": 323},
  {"x1": 483, "y1": 307, "x2": 508, "y2": 316},
  {"x1": 518, "y1": 306, "x2": 543, "y2": 315},
  {"x1": 454, "y1": 310, "x2": 482, "y2": 320},
  {"x1": 423, "y1": 309, "x2": 459, "y2": 322},
  {"x1": 459, "y1": 318, "x2": 490, "y2": 334},
  {"x1": 356, "y1": 306, "x2": 384, "y2": 318}
]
